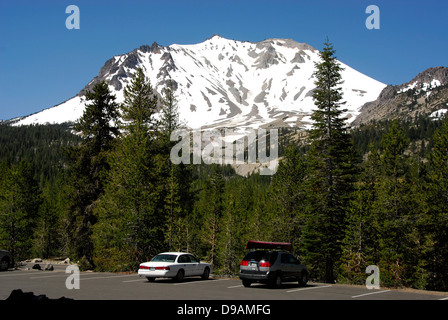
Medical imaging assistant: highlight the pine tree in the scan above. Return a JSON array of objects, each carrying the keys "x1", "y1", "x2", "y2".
[
  {"x1": 121, "y1": 68, "x2": 159, "y2": 133},
  {"x1": 92, "y1": 68, "x2": 163, "y2": 271},
  {"x1": 340, "y1": 145, "x2": 381, "y2": 284},
  {"x1": 270, "y1": 145, "x2": 307, "y2": 249},
  {"x1": 374, "y1": 120, "x2": 412, "y2": 286},
  {"x1": 426, "y1": 115, "x2": 448, "y2": 290},
  {"x1": 159, "y1": 79, "x2": 192, "y2": 251},
  {"x1": 33, "y1": 177, "x2": 65, "y2": 258},
  {"x1": 65, "y1": 81, "x2": 119, "y2": 269},
  {"x1": 195, "y1": 166, "x2": 225, "y2": 266},
  {"x1": 0, "y1": 160, "x2": 41, "y2": 261},
  {"x1": 302, "y1": 40, "x2": 357, "y2": 283},
  {"x1": 160, "y1": 80, "x2": 180, "y2": 138}
]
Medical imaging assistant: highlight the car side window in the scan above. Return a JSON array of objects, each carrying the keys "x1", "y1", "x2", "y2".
[
  {"x1": 288, "y1": 254, "x2": 297, "y2": 264},
  {"x1": 178, "y1": 255, "x2": 191, "y2": 263},
  {"x1": 281, "y1": 253, "x2": 297, "y2": 264},
  {"x1": 188, "y1": 255, "x2": 199, "y2": 263}
]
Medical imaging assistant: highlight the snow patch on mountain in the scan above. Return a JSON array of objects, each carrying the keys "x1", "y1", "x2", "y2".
[{"x1": 13, "y1": 35, "x2": 386, "y2": 129}]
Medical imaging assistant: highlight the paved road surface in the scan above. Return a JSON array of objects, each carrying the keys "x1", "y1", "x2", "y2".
[{"x1": 1, "y1": 264, "x2": 446, "y2": 301}]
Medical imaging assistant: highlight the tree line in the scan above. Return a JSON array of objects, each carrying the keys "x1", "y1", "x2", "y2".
[{"x1": 1, "y1": 42, "x2": 447, "y2": 291}]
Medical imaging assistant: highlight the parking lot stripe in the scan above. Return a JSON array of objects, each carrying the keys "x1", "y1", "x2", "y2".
[
  {"x1": 228, "y1": 285, "x2": 244, "y2": 288},
  {"x1": 80, "y1": 274, "x2": 137, "y2": 281},
  {"x1": 286, "y1": 285, "x2": 332, "y2": 293},
  {"x1": 30, "y1": 274, "x2": 68, "y2": 279},
  {"x1": 351, "y1": 290, "x2": 390, "y2": 298},
  {"x1": 122, "y1": 279, "x2": 145, "y2": 283},
  {"x1": 0, "y1": 271, "x2": 62, "y2": 277},
  {"x1": 28, "y1": 271, "x2": 120, "y2": 279},
  {"x1": 173, "y1": 278, "x2": 230, "y2": 285}
]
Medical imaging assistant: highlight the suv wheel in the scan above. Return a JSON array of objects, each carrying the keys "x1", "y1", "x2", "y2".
[
  {"x1": 201, "y1": 267, "x2": 210, "y2": 280},
  {"x1": 0, "y1": 258, "x2": 10, "y2": 271},
  {"x1": 269, "y1": 273, "x2": 282, "y2": 289},
  {"x1": 299, "y1": 271, "x2": 308, "y2": 287},
  {"x1": 242, "y1": 279, "x2": 252, "y2": 287}
]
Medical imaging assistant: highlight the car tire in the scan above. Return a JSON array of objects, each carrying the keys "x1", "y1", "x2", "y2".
[
  {"x1": 201, "y1": 267, "x2": 210, "y2": 280},
  {"x1": 146, "y1": 277, "x2": 155, "y2": 282},
  {"x1": 299, "y1": 271, "x2": 308, "y2": 287},
  {"x1": 175, "y1": 269, "x2": 184, "y2": 282},
  {"x1": 0, "y1": 258, "x2": 10, "y2": 271},
  {"x1": 242, "y1": 279, "x2": 252, "y2": 287},
  {"x1": 269, "y1": 273, "x2": 282, "y2": 289}
]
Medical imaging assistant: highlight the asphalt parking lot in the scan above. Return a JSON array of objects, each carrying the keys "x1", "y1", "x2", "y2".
[{"x1": 1, "y1": 264, "x2": 447, "y2": 301}]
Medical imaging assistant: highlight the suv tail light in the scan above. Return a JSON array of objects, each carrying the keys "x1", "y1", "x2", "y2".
[
  {"x1": 240, "y1": 260, "x2": 249, "y2": 266},
  {"x1": 259, "y1": 261, "x2": 271, "y2": 267}
]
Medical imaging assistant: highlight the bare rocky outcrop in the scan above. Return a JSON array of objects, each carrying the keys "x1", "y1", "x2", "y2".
[{"x1": 353, "y1": 67, "x2": 448, "y2": 126}]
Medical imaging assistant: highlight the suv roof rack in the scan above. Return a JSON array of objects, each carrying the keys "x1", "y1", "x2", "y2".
[{"x1": 246, "y1": 240, "x2": 293, "y2": 251}]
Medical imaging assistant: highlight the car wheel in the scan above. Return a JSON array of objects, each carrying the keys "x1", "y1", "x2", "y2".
[
  {"x1": 0, "y1": 258, "x2": 9, "y2": 271},
  {"x1": 146, "y1": 277, "x2": 155, "y2": 282},
  {"x1": 175, "y1": 269, "x2": 184, "y2": 282},
  {"x1": 269, "y1": 273, "x2": 282, "y2": 289},
  {"x1": 201, "y1": 267, "x2": 210, "y2": 280},
  {"x1": 242, "y1": 279, "x2": 252, "y2": 287},
  {"x1": 299, "y1": 271, "x2": 308, "y2": 287}
]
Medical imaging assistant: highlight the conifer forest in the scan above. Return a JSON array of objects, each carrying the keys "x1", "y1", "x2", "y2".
[{"x1": 1, "y1": 42, "x2": 448, "y2": 292}]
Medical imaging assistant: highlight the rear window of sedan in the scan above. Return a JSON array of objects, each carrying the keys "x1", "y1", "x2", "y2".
[{"x1": 151, "y1": 254, "x2": 177, "y2": 262}]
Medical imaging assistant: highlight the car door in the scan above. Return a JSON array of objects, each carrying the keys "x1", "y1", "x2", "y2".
[
  {"x1": 287, "y1": 254, "x2": 302, "y2": 279},
  {"x1": 187, "y1": 254, "x2": 201, "y2": 276},
  {"x1": 279, "y1": 253, "x2": 293, "y2": 279},
  {"x1": 178, "y1": 254, "x2": 193, "y2": 276},
  {"x1": 280, "y1": 253, "x2": 299, "y2": 280}
]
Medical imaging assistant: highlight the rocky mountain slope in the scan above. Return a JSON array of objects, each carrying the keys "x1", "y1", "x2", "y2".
[
  {"x1": 353, "y1": 66, "x2": 448, "y2": 126},
  {"x1": 12, "y1": 35, "x2": 385, "y2": 130}
]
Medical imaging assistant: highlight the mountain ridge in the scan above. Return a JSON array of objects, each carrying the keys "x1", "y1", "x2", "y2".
[
  {"x1": 353, "y1": 66, "x2": 448, "y2": 126},
  {"x1": 11, "y1": 36, "x2": 386, "y2": 129}
]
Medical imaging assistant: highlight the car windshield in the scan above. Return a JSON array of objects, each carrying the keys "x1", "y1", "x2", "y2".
[{"x1": 151, "y1": 254, "x2": 177, "y2": 262}]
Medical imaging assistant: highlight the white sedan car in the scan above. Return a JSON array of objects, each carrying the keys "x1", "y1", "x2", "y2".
[{"x1": 138, "y1": 252, "x2": 211, "y2": 282}]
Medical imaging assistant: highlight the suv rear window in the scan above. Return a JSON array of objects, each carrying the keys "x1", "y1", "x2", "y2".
[{"x1": 242, "y1": 251, "x2": 278, "y2": 263}]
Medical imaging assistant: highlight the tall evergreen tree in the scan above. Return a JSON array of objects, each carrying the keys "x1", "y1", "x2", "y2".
[
  {"x1": 0, "y1": 160, "x2": 41, "y2": 261},
  {"x1": 92, "y1": 68, "x2": 163, "y2": 271},
  {"x1": 33, "y1": 175, "x2": 66, "y2": 259},
  {"x1": 160, "y1": 80, "x2": 181, "y2": 138},
  {"x1": 302, "y1": 40, "x2": 357, "y2": 283},
  {"x1": 195, "y1": 166, "x2": 225, "y2": 266},
  {"x1": 65, "y1": 81, "x2": 119, "y2": 268},
  {"x1": 159, "y1": 79, "x2": 192, "y2": 251},
  {"x1": 270, "y1": 145, "x2": 307, "y2": 249},
  {"x1": 374, "y1": 120, "x2": 413, "y2": 286},
  {"x1": 426, "y1": 115, "x2": 448, "y2": 290},
  {"x1": 339, "y1": 144, "x2": 381, "y2": 284}
]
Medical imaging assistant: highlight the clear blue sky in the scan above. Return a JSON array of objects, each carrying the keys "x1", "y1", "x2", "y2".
[{"x1": 1, "y1": 0, "x2": 447, "y2": 120}]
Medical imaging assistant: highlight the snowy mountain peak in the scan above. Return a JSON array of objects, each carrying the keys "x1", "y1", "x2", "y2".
[
  {"x1": 13, "y1": 36, "x2": 386, "y2": 129},
  {"x1": 205, "y1": 34, "x2": 226, "y2": 41}
]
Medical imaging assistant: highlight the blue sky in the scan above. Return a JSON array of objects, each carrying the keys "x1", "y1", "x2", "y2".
[{"x1": 1, "y1": 0, "x2": 447, "y2": 120}]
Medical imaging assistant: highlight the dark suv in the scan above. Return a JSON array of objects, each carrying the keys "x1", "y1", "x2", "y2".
[{"x1": 239, "y1": 241, "x2": 308, "y2": 288}]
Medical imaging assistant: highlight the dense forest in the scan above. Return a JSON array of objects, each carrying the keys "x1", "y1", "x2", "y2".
[{"x1": 1, "y1": 43, "x2": 447, "y2": 291}]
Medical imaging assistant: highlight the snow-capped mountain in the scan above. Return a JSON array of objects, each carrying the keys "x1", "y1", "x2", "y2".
[{"x1": 13, "y1": 35, "x2": 386, "y2": 129}]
